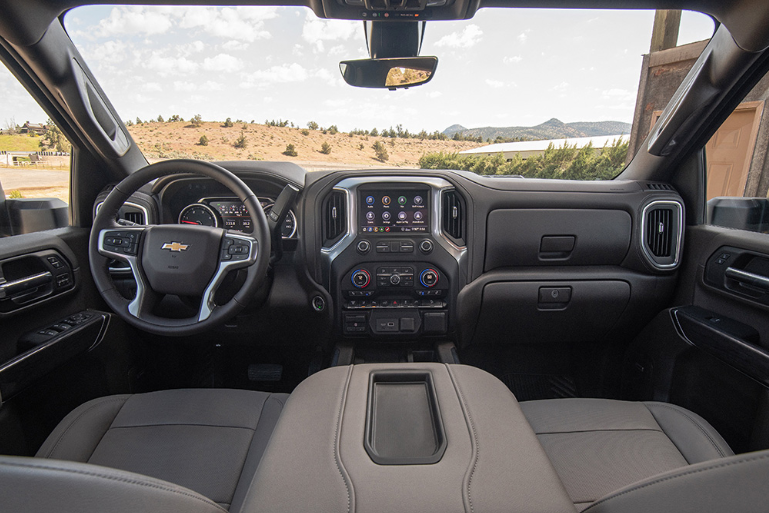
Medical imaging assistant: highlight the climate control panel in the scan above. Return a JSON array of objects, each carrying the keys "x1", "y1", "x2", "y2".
[{"x1": 340, "y1": 262, "x2": 449, "y2": 337}]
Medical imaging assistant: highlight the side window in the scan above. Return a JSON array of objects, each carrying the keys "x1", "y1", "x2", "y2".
[
  {"x1": 704, "y1": 81, "x2": 769, "y2": 233},
  {"x1": 0, "y1": 63, "x2": 71, "y2": 237}
]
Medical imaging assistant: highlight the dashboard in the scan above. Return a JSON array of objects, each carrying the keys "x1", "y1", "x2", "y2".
[{"x1": 97, "y1": 161, "x2": 686, "y2": 348}]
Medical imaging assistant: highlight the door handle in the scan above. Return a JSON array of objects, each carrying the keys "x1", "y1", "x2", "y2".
[
  {"x1": 725, "y1": 267, "x2": 769, "y2": 292},
  {"x1": 0, "y1": 271, "x2": 53, "y2": 299}
]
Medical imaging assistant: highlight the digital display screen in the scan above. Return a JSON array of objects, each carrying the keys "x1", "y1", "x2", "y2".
[
  {"x1": 359, "y1": 190, "x2": 429, "y2": 233},
  {"x1": 209, "y1": 200, "x2": 253, "y2": 233}
]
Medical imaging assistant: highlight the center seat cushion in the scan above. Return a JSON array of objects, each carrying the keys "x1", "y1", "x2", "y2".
[
  {"x1": 520, "y1": 398, "x2": 733, "y2": 512},
  {"x1": 36, "y1": 389, "x2": 288, "y2": 512}
]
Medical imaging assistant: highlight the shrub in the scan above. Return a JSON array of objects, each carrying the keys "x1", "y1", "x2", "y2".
[
  {"x1": 283, "y1": 144, "x2": 298, "y2": 157},
  {"x1": 8, "y1": 190, "x2": 23, "y2": 199},
  {"x1": 157, "y1": 115, "x2": 164, "y2": 123},
  {"x1": 221, "y1": 136, "x2": 229, "y2": 143},
  {"x1": 372, "y1": 141, "x2": 389, "y2": 162},
  {"x1": 418, "y1": 138, "x2": 629, "y2": 180},
  {"x1": 223, "y1": 117, "x2": 234, "y2": 128},
  {"x1": 359, "y1": 143, "x2": 365, "y2": 150},
  {"x1": 135, "y1": 117, "x2": 143, "y2": 125},
  {"x1": 301, "y1": 129, "x2": 310, "y2": 136},
  {"x1": 370, "y1": 128, "x2": 379, "y2": 137},
  {"x1": 198, "y1": 135, "x2": 209, "y2": 146},
  {"x1": 328, "y1": 125, "x2": 338, "y2": 135},
  {"x1": 190, "y1": 114, "x2": 203, "y2": 127},
  {"x1": 126, "y1": 119, "x2": 134, "y2": 126},
  {"x1": 307, "y1": 121, "x2": 319, "y2": 130},
  {"x1": 320, "y1": 141, "x2": 332, "y2": 154},
  {"x1": 242, "y1": 124, "x2": 248, "y2": 130},
  {"x1": 234, "y1": 132, "x2": 248, "y2": 149}
]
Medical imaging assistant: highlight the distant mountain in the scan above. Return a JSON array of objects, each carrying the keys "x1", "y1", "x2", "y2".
[{"x1": 442, "y1": 118, "x2": 631, "y2": 141}]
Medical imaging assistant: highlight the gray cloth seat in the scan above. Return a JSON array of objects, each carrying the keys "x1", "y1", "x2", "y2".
[
  {"x1": 35, "y1": 388, "x2": 288, "y2": 512},
  {"x1": 520, "y1": 398, "x2": 734, "y2": 512}
]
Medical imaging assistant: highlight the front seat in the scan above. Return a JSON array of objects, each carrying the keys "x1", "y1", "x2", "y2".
[
  {"x1": 520, "y1": 398, "x2": 734, "y2": 512},
  {"x1": 33, "y1": 388, "x2": 288, "y2": 512}
]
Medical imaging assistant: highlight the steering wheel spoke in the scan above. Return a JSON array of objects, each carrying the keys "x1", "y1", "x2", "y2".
[
  {"x1": 199, "y1": 233, "x2": 259, "y2": 321},
  {"x1": 97, "y1": 227, "x2": 154, "y2": 318}
]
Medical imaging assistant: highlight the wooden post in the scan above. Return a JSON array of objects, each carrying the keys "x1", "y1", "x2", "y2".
[{"x1": 650, "y1": 10, "x2": 682, "y2": 53}]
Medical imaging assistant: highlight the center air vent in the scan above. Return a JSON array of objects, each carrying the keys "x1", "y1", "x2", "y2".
[
  {"x1": 323, "y1": 190, "x2": 347, "y2": 245},
  {"x1": 442, "y1": 190, "x2": 465, "y2": 245},
  {"x1": 642, "y1": 200, "x2": 683, "y2": 269},
  {"x1": 123, "y1": 209, "x2": 145, "y2": 225}
]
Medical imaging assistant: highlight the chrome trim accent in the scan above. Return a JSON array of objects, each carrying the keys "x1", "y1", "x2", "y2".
[
  {"x1": 0, "y1": 271, "x2": 52, "y2": 299},
  {"x1": 320, "y1": 176, "x2": 467, "y2": 267},
  {"x1": 98, "y1": 228, "x2": 148, "y2": 317},
  {"x1": 640, "y1": 199, "x2": 684, "y2": 270},
  {"x1": 178, "y1": 203, "x2": 219, "y2": 228},
  {"x1": 95, "y1": 201, "x2": 150, "y2": 225},
  {"x1": 725, "y1": 267, "x2": 769, "y2": 291},
  {"x1": 199, "y1": 232, "x2": 259, "y2": 322}
]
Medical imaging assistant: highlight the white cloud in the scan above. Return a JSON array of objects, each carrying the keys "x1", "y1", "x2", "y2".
[
  {"x1": 302, "y1": 13, "x2": 360, "y2": 44},
  {"x1": 504, "y1": 55, "x2": 523, "y2": 64},
  {"x1": 87, "y1": 40, "x2": 129, "y2": 65},
  {"x1": 175, "y1": 80, "x2": 224, "y2": 91},
  {"x1": 550, "y1": 81, "x2": 569, "y2": 92},
  {"x1": 173, "y1": 81, "x2": 196, "y2": 92},
  {"x1": 324, "y1": 99, "x2": 349, "y2": 108},
  {"x1": 434, "y1": 25, "x2": 483, "y2": 48},
  {"x1": 517, "y1": 32, "x2": 528, "y2": 43},
  {"x1": 313, "y1": 68, "x2": 339, "y2": 86},
  {"x1": 141, "y1": 82, "x2": 163, "y2": 92},
  {"x1": 427, "y1": 91, "x2": 442, "y2": 99},
  {"x1": 241, "y1": 63, "x2": 309, "y2": 88},
  {"x1": 176, "y1": 41, "x2": 205, "y2": 56},
  {"x1": 177, "y1": 6, "x2": 277, "y2": 42},
  {"x1": 202, "y1": 53, "x2": 244, "y2": 72},
  {"x1": 486, "y1": 79, "x2": 504, "y2": 88},
  {"x1": 222, "y1": 40, "x2": 249, "y2": 51},
  {"x1": 144, "y1": 52, "x2": 199, "y2": 75},
  {"x1": 95, "y1": 7, "x2": 174, "y2": 37}
]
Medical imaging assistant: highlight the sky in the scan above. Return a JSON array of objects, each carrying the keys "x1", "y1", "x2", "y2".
[{"x1": 1, "y1": 6, "x2": 714, "y2": 134}]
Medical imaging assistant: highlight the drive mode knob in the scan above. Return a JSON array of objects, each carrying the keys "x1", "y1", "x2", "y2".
[
  {"x1": 351, "y1": 269, "x2": 371, "y2": 288},
  {"x1": 390, "y1": 274, "x2": 401, "y2": 285},
  {"x1": 420, "y1": 268, "x2": 439, "y2": 288}
]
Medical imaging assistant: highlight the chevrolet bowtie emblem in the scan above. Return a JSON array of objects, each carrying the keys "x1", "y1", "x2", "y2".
[{"x1": 161, "y1": 242, "x2": 189, "y2": 252}]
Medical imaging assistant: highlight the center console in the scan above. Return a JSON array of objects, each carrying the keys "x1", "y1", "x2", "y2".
[
  {"x1": 321, "y1": 177, "x2": 465, "y2": 340},
  {"x1": 245, "y1": 363, "x2": 575, "y2": 513}
]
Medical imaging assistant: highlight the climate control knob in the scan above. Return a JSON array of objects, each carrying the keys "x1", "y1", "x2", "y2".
[
  {"x1": 420, "y1": 268, "x2": 439, "y2": 288},
  {"x1": 390, "y1": 274, "x2": 401, "y2": 285},
  {"x1": 351, "y1": 269, "x2": 371, "y2": 288}
]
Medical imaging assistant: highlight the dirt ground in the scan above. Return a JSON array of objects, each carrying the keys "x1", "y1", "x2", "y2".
[{"x1": 1, "y1": 122, "x2": 482, "y2": 203}]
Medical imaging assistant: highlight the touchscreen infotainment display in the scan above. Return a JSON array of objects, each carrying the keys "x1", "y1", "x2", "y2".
[{"x1": 359, "y1": 190, "x2": 429, "y2": 233}]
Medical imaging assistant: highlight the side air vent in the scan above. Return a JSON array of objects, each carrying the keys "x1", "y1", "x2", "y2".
[
  {"x1": 123, "y1": 209, "x2": 145, "y2": 225},
  {"x1": 442, "y1": 190, "x2": 465, "y2": 245},
  {"x1": 642, "y1": 200, "x2": 683, "y2": 270},
  {"x1": 323, "y1": 190, "x2": 347, "y2": 245},
  {"x1": 646, "y1": 182, "x2": 674, "y2": 191}
]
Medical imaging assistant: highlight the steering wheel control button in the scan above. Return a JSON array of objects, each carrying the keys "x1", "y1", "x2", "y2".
[
  {"x1": 357, "y1": 240, "x2": 371, "y2": 254},
  {"x1": 420, "y1": 268, "x2": 439, "y2": 288},
  {"x1": 419, "y1": 239, "x2": 434, "y2": 254},
  {"x1": 351, "y1": 269, "x2": 371, "y2": 288}
]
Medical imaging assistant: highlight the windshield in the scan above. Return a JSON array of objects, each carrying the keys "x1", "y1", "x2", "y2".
[{"x1": 4, "y1": 6, "x2": 715, "y2": 183}]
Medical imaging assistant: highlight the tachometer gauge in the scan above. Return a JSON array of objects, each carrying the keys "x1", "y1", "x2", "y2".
[
  {"x1": 264, "y1": 204, "x2": 298, "y2": 238},
  {"x1": 179, "y1": 203, "x2": 219, "y2": 227}
]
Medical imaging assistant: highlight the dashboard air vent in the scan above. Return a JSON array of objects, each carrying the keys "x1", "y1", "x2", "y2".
[
  {"x1": 123, "y1": 210, "x2": 145, "y2": 225},
  {"x1": 642, "y1": 200, "x2": 683, "y2": 269},
  {"x1": 442, "y1": 190, "x2": 464, "y2": 245},
  {"x1": 323, "y1": 190, "x2": 347, "y2": 245}
]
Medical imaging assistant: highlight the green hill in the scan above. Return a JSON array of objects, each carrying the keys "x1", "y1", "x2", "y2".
[
  {"x1": 443, "y1": 118, "x2": 631, "y2": 141},
  {"x1": 0, "y1": 134, "x2": 43, "y2": 152}
]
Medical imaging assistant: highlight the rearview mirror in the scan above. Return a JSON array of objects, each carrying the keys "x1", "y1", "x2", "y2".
[{"x1": 339, "y1": 57, "x2": 438, "y2": 90}]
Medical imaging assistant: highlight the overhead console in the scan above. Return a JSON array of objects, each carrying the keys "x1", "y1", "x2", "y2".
[
  {"x1": 320, "y1": 177, "x2": 466, "y2": 340},
  {"x1": 321, "y1": 0, "x2": 476, "y2": 21}
]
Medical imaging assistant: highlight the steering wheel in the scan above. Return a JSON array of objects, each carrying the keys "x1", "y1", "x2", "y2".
[{"x1": 89, "y1": 160, "x2": 271, "y2": 336}]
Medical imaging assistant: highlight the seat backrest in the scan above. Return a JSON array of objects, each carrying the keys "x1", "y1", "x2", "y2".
[
  {"x1": 584, "y1": 450, "x2": 769, "y2": 513},
  {"x1": 0, "y1": 455, "x2": 226, "y2": 513}
]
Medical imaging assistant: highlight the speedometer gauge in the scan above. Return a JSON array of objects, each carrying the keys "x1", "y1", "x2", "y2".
[{"x1": 179, "y1": 203, "x2": 218, "y2": 227}]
